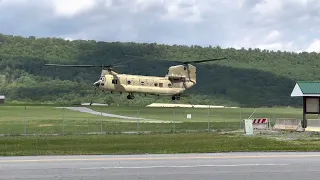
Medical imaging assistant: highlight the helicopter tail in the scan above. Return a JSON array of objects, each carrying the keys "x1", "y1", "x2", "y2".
[{"x1": 167, "y1": 64, "x2": 196, "y2": 89}]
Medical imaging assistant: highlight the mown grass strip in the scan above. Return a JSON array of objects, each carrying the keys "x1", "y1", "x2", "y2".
[{"x1": 0, "y1": 133, "x2": 320, "y2": 156}]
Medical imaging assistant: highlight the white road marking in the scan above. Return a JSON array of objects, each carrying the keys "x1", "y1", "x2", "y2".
[
  {"x1": 2, "y1": 154, "x2": 320, "y2": 163},
  {"x1": 80, "y1": 164, "x2": 289, "y2": 170}
]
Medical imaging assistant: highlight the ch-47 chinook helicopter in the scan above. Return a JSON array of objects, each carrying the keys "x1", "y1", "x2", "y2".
[{"x1": 45, "y1": 56, "x2": 227, "y2": 100}]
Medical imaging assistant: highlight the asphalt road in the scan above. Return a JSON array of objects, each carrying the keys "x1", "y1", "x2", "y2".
[{"x1": 1, "y1": 152, "x2": 320, "y2": 180}]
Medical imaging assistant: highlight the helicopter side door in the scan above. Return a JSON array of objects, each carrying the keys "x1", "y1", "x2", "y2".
[{"x1": 103, "y1": 75, "x2": 117, "y2": 91}]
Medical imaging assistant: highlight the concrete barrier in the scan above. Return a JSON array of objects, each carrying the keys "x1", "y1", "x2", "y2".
[
  {"x1": 273, "y1": 118, "x2": 302, "y2": 131},
  {"x1": 252, "y1": 118, "x2": 270, "y2": 130},
  {"x1": 305, "y1": 119, "x2": 320, "y2": 132}
]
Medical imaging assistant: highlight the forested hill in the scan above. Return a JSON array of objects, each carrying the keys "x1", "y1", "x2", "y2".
[{"x1": 0, "y1": 33, "x2": 318, "y2": 107}]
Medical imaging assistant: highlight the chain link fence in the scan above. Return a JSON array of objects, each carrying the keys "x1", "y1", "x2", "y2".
[{"x1": 0, "y1": 105, "x2": 303, "y2": 136}]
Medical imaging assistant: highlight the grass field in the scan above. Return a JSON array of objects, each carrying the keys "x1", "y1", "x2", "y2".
[
  {"x1": 0, "y1": 105, "x2": 306, "y2": 135},
  {"x1": 1, "y1": 133, "x2": 320, "y2": 156},
  {"x1": 1, "y1": 105, "x2": 320, "y2": 156}
]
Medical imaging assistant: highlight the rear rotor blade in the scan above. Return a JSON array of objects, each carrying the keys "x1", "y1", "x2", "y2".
[
  {"x1": 175, "y1": 57, "x2": 227, "y2": 64},
  {"x1": 124, "y1": 55, "x2": 227, "y2": 64}
]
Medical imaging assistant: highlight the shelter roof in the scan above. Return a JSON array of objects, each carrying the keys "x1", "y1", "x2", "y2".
[{"x1": 291, "y1": 81, "x2": 320, "y2": 97}]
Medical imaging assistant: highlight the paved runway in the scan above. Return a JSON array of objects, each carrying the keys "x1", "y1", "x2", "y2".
[{"x1": 1, "y1": 152, "x2": 320, "y2": 179}]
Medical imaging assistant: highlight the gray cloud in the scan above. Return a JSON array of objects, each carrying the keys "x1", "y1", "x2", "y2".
[{"x1": 0, "y1": 0, "x2": 320, "y2": 52}]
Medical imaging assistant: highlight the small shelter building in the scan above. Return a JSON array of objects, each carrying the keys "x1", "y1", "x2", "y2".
[
  {"x1": 291, "y1": 81, "x2": 320, "y2": 128},
  {"x1": 0, "y1": 95, "x2": 4, "y2": 104}
]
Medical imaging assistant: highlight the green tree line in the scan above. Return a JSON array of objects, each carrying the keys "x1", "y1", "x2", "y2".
[{"x1": 0, "y1": 33, "x2": 315, "y2": 107}]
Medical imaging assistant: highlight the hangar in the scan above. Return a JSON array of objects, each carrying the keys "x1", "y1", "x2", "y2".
[{"x1": 291, "y1": 81, "x2": 320, "y2": 128}]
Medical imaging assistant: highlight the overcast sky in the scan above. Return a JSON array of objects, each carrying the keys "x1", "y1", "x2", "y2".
[{"x1": 0, "y1": 0, "x2": 319, "y2": 53}]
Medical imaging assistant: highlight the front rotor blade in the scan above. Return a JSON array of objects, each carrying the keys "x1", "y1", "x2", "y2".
[
  {"x1": 44, "y1": 55, "x2": 145, "y2": 68},
  {"x1": 44, "y1": 64, "x2": 96, "y2": 67},
  {"x1": 111, "y1": 58, "x2": 141, "y2": 66}
]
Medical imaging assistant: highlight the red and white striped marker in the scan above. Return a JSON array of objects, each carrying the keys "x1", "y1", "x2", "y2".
[{"x1": 253, "y1": 118, "x2": 268, "y2": 124}]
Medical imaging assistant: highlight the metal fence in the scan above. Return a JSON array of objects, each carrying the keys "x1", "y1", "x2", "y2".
[{"x1": 0, "y1": 105, "x2": 304, "y2": 136}]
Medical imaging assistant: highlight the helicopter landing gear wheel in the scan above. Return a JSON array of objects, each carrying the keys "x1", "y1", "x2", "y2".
[
  {"x1": 127, "y1": 93, "x2": 135, "y2": 99},
  {"x1": 171, "y1": 95, "x2": 180, "y2": 101}
]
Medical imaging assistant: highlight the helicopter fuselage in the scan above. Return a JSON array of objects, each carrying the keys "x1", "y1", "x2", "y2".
[
  {"x1": 93, "y1": 64, "x2": 197, "y2": 99},
  {"x1": 95, "y1": 74, "x2": 194, "y2": 96}
]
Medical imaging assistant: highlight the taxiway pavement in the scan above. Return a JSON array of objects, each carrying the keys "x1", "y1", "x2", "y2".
[
  {"x1": 58, "y1": 107, "x2": 180, "y2": 123},
  {"x1": 0, "y1": 152, "x2": 320, "y2": 179}
]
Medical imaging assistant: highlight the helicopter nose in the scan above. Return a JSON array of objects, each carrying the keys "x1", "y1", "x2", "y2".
[{"x1": 93, "y1": 80, "x2": 101, "y2": 87}]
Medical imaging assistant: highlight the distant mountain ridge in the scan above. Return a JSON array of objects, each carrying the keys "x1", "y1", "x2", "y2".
[{"x1": 0, "y1": 33, "x2": 316, "y2": 107}]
